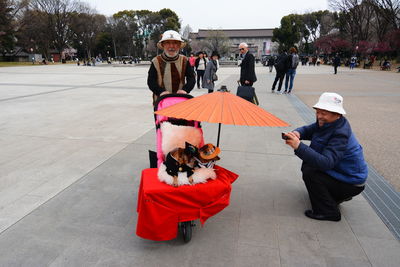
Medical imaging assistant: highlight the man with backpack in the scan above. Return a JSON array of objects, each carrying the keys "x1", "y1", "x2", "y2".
[{"x1": 283, "y1": 47, "x2": 299, "y2": 94}]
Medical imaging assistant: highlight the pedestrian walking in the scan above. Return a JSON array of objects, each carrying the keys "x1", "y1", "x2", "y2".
[
  {"x1": 350, "y1": 56, "x2": 357, "y2": 69},
  {"x1": 267, "y1": 56, "x2": 275, "y2": 72},
  {"x1": 238, "y1": 42, "x2": 257, "y2": 86},
  {"x1": 283, "y1": 47, "x2": 299, "y2": 94},
  {"x1": 189, "y1": 53, "x2": 196, "y2": 71},
  {"x1": 271, "y1": 51, "x2": 289, "y2": 93},
  {"x1": 333, "y1": 53, "x2": 340, "y2": 74},
  {"x1": 195, "y1": 52, "x2": 207, "y2": 89},
  {"x1": 202, "y1": 51, "x2": 220, "y2": 93}
]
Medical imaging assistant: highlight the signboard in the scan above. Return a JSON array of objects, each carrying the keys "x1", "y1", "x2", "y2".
[{"x1": 263, "y1": 41, "x2": 271, "y2": 55}]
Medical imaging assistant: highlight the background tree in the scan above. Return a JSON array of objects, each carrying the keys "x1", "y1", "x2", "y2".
[
  {"x1": 0, "y1": 0, "x2": 15, "y2": 55},
  {"x1": 314, "y1": 33, "x2": 352, "y2": 55},
  {"x1": 180, "y1": 24, "x2": 193, "y2": 55},
  {"x1": 203, "y1": 30, "x2": 229, "y2": 56},
  {"x1": 112, "y1": 10, "x2": 137, "y2": 57},
  {"x1": 70, "y1": 6, "x2": 106, "y2": 60},
  {"x1": 371, "y1": 0, "x2": 400, "y2": 29},
  {"x1": 330, "y1": 0, "x2": 376, "y2": 46},
  {"x1": 149, "y1": 8, "x2": 181, "y2": 52},
  {"x1": 17, "y1": 9, "x2": 51, "y2": 57},
  {"x1": 0, "y1": 0, "x2": 29, "y2": 56},
  {"x1": 133, "y1": 10, "x2": 153, "y2": 59},
  {"x1": 272, "y1": 14, "x2": 303, "y2": 52},
  {"x1": 29, "y1": 0, "x2": 82, "y2": 61}
]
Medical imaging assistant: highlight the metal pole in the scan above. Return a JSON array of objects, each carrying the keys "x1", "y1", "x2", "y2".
[{"x1": 217, "y1": 123, "x2": 221, "y2": 147}]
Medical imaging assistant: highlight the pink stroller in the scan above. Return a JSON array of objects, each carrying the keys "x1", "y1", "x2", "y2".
[
  {"x1": 149, "y1": 93, "x2": 204, "y2": 168},
  {"x1": 149, "y1": 93, "x2": 204, "y2": 242},
  {"x1": 140, "y1": 94, "x2": 238, "y2": 243}
]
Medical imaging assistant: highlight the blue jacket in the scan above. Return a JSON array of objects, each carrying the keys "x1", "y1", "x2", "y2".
[{"x1": 294, "y1": 116, "x2": 368, "y2": 185}]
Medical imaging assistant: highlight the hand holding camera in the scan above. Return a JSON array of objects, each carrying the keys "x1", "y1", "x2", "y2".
[
  {"x1": 281, "y1": 132, "x2": 290, "y2": 140},
  {"x1": 281, "y1": 131, "x2": 301, "y2": 150}
]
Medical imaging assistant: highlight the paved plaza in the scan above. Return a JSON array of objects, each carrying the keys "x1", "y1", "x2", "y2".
[{"x1": 0, "y1": 63, "x2": 399, "y2": 266}]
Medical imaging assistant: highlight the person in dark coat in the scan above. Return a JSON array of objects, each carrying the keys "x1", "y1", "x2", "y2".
[
  {"x1": 238, "y1": 43, "x2": 257, "y2": 86},
  {"x1": 271, "y1": 51, "x2": 289, "y2": 93},
  {"x1": 283, "y1": 92, "x2": 368, "y2": 222},
  {"x1": 333, "y1": 53, "x2": 341, "y2": 74},
  {"x1": 202, "y1": 51, "x2": 220, "y2": 93},
  {"x1": 267, "y1": 56, "x2": 275, "y2": 72}
]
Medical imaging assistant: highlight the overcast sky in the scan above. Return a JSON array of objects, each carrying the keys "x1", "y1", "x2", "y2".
[{"x1": 83, "y1": 0, "x2": 330, "y2": 31}]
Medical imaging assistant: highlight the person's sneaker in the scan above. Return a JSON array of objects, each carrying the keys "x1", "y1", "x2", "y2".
[
  {"x1": 304, "y1": 210, "x2": 341, "y2": 222},
  {"x1": 271, "y1": 89, "x2": 275, "y2": 93}
]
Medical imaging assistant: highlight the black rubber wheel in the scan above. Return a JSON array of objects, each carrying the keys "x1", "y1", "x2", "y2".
[{"x1": 181, "y1": 221, "x2": 192, "y2": 243}]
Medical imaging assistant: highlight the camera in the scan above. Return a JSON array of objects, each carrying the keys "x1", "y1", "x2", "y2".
[{"x1": 281, "y1": 133, "x2": 289, "y2": 140}]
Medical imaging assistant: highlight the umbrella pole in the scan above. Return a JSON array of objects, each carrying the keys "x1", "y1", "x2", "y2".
[{"x1": 217, "y1": 123, "x2": 221, "y2": 147}]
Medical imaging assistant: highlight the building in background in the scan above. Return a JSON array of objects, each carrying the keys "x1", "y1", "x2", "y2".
[{"x1": 190, "y1": 29, "x2": 276, "y2": 59}]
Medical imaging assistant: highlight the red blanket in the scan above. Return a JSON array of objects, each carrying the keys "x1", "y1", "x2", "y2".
[{"x1": 136, "y1": 165, "x2": 238, "y2": 241}]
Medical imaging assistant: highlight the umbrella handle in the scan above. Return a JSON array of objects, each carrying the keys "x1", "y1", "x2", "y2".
[{"x1": 217, "y1": 123, "x2": 221, "y2": 147}]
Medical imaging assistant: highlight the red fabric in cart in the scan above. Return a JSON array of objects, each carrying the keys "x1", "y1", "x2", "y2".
[{"x1": 136, "y1": 165, "x2": 238, "y2": 241}]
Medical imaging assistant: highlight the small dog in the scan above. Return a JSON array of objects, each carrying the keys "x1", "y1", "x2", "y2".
[
  {"x1": 195, "y1": 143, "x2": 221, "y2": 169},
  {"x1": 164, "y1": 142, "x2": 197, "y2": 187}
]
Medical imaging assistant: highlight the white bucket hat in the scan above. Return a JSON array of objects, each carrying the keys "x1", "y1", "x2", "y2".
[
  {"x1": 313, "y1": 92, "x2": 346, "y2": 115},
  {"x1": 157, "y1": 30, "x2": 186, "y2": 49}
]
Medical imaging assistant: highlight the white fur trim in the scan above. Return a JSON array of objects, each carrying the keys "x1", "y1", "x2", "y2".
[
  {"x1": 192, "y1": 168, "x2": 217, "y2": 184},
  {"x1": 161, "y1": 122, "x2": 202, "y2": 156},
  {"x1": 158, "y1": 164, "x2": 174, "y2": 185},
  {"x1": 158, "y1": 163, "x2": 217, "y2": 187}
]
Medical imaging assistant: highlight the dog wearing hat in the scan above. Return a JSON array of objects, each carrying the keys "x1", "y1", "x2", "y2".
[
  {"x1": 190, "y1": 143, "x2": 220, "y2": 184},
  {"x1": 195, "y1": 144, "x2": 220, "y2": 168},
  {"x1": 158, "y1": 143, "x2": 221, "y2": 186}
]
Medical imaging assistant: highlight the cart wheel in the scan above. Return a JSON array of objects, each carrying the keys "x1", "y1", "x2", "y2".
[{"x1": 181, "y1": 221, "x2": 193, "y2": 243}]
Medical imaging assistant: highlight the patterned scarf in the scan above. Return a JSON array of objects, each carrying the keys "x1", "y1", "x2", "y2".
[{"x1": 152, "y1": 53, "x2": 187, "y2": 94}]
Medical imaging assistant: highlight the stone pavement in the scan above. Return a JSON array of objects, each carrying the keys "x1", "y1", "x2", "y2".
[{"x1": 0, "y1": 64, "x2": 399, "y2": 266}]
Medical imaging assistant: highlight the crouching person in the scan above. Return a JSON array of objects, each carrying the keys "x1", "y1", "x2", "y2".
[{"x1": 283, "y1": 92, "x2": 368, "y2": 221}]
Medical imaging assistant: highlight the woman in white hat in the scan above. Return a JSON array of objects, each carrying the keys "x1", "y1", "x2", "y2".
[
  {"x1": 283, "y1": 92, "x2": 368, "y2": 222},
  {"x1": 147, "y1": 30, "x2": 195, "y2": 104}
]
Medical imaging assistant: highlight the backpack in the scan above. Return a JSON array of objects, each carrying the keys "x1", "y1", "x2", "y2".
[{"x1": 291, "y1": 54, "x2": 299, "y2": 69}]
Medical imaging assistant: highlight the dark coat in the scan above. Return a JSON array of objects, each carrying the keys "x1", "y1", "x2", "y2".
[
  {"x1": 333, "y1": 56, "x2": 341, "y2": 67},
  {"x1": 294, "y1": 116, "x2": 368, "y2": 185},
  {"x1": 240, "y1": 52, "x2": 257, "y2": 83},
  {"x1": 274, "y1": 53, "x2": 289, "y2": 72},
  {"x1": 202, "y1": 60, "x2": 218, "y2": 90},
  {"x1": 267, "y1": 57, "x2": 275, "y2": 66}
]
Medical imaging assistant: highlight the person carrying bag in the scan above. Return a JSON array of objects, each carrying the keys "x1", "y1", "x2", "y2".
[
  {"x1": 236, "y1": 81, "x2": 259, "y2": 105},
  {"x1": 237, "y1": 42, "x2": 258, "y2": 105}
]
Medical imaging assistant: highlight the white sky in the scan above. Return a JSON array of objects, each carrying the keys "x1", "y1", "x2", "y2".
[{"x1": 83, "y1": 0, "x2": 329, "y2": 31}]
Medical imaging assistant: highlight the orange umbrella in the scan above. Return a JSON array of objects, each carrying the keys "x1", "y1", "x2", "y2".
[{"x1": 155, "y1": 89, "x2": 289, "y2": 146}]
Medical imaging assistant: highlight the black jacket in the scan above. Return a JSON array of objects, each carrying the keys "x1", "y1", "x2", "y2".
[
  {"x1": 240, "y1": 52, "x2": 257, "y2": 83},
  {"x1": 274, "y1": 53, "x2": 289, "y2": 72},
  {"x1": 333, "y1": 56, "x2": 341, "y2": 66}
]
